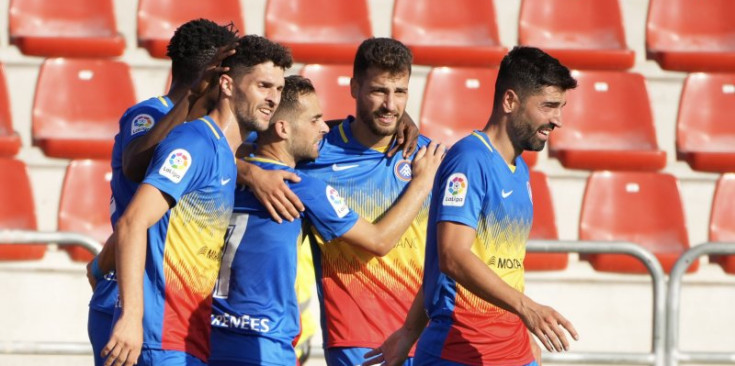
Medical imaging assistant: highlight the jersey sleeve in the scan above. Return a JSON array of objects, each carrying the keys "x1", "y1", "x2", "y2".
[
  {"x1": 433, "y1": 145, "x2": 487, "y2": 230},
  {"x1": 297, "y1": 175, "x2": 359, "y2": 242},
  {"x1": 142, "y1": 125, "x2": 211, "y2": 204},
  {"x1": 118, "y1": 104, "x2": 167, "y2": 151}
]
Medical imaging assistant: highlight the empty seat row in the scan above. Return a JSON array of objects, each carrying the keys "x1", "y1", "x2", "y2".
[
  {"x1": 7, "y1": 0, "x2": 735, "y2": 71},
  {"x1": 2, "y1": 60, "x2": 734, "y2": 173},
  {"x1": 2, "y1": 157, "x2": 734, "y2": 277}
]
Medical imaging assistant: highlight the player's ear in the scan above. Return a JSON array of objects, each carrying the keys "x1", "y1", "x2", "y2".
[
  {"x1": 273, "y1": 119, "x2": 290, "y2": 139},
  {"x1": 350, "y1": 77, "x2": 359, "y2": 99},
  {"x1": 220, "y1": 74, "x2": 234, "y2": 97},
  {"x1": 502, "y1": 89, "x2": 520, "y2": 114}
]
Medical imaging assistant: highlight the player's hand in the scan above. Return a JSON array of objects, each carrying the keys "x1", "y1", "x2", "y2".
[
  {"x1": 102, "y1": 314, "x2": 143, "y2": 366},
  {"x1": 362, "y1": 326, "x2": 415, "y2": 366},
  {"x1": 410, "y1": 141, "x2": 446, "y2": 188},
  {"x1": 190, "y1": 42, "x2": 237, "y2": 99},
  {"x1": 530, "y1": 333, "x2": 543, "y2": 365},
  {"x1": 387, "y1": 113, "x2": 419, "y2": 158},
  {"x1": 85, "y1": 260, "x2": 97, "y2": 290},
  {"x1": 238, "y1": 161, "x2": 304, "y2": 223},
  {"x1": 519, "y1": 299, "x2": 578, "y2": 352}
]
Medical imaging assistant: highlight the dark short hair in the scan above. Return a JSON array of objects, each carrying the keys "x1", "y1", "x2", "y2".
[
  {"x1": 493, "y1": 46, "x2": 577, "y2": 107},
  {"x1": 223, "y1": 35, "x2": 293, "y2": 80},
  {"x1": 353, "y1": 37, "x2": 412, "y2": 81},
  {"x1": 271, "y1": 75, "x2": 316, "y2": 121},
  {"x1": 166, "y1": 18, "x2": 239, "y2": 84}
]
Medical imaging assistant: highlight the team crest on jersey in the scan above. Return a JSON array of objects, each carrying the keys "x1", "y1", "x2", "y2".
[
  {"x1": 159, "y1": 149, "x2": 192, "y2": 183},
  {"x1": 131, "y1": 114, "x2": 155, "y2": 135},
  {"x1": 326, "y1": 185, "x2": 349, "y2": 218},
  {"x1": 443, "y1": 173, "x2": 468, "y2": 207},
  {"x1": 394, "y1": 159, "x2": 412, "y2": 181}
]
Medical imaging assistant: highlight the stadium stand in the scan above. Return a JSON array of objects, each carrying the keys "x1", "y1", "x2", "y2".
[
  {"x1": 299, "y1": 64, "x2": 354, "y2": 121},
  {"x1": 525, "y1": 170, "x2": 568, "y2": 271},
  {"x1": 32, "y1": 58, "x2": 135, "y2": 159},
  {"x1": 548, "y1": 70, "x2": 666, "y2": 171},
  {"x1": 8, "y1": 0, "x2": 125, "y2": 58},
  {"x1": 0, "y1": 63, "x2": 20, "y2": 157},
  {"x1": 265, "y1": 0, "x2": 372, "y2": 64},
  {"x1": 391, "y1": 0, "x2": 506, "y2": 67},
  {"x1": 137, "y1": 0, "x2": 245, "y2": 59},
  {"x1": 57, "y1": 160, "x2": 112, "y2": 262},
  {"x1": 709, "y1": 174, "x2": 735, "y2": 274},
  {"x1": 419, "y1": 66, "x2": 537, "y2": 166},
  {"x1": 0, "y1": 159, "x2": 45, "y2": 260},
  {"x1": 518, "y1": 0, "x2": 634, "y2": 70},
  {"x1": 676, "y1": 72, "x2": 735, "y2": 173},
  {"x1": 646, "y1": 0, "x2": 735, "y2": 72},
  {"x1": 579, "y1": 171, "x2": 697, "y2": 274}
]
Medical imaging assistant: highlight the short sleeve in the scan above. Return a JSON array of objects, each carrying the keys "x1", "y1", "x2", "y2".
[
  {"x1": 142, "y1": 125, "x2": 211, "y2": 203},
  {"x1": 432, "y1": 145, "x2": 487, "y2": 230},
  {"x1": 297, "y1": 175, "x2": 359, "y2": 242},
  {"x1": 118, "y1": 105, "x2": 166, "y2": 151}
]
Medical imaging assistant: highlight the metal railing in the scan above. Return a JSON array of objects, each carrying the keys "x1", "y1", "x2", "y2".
[
  {"x1": 527, "y1": 240, "x2": 666, "y2": 366},
  {"x1": 0, "y1": 229, "x2": 101, "y2": 355},
  {"x1": 665, "y1": 242, "x2": 735, "y2": 366}
]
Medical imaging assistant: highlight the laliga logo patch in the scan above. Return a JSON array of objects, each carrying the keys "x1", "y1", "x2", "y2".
[
  {"x1": 326, "y1": 185, "x2": 349, "y2": 218},
  {"x1": 443, "y1": 173, "x2": 467, "y2": 207},
  {"x1": 394, "y1": 159, "x2": 412, "y2": 181},
  {"x1": 159, "y1": 149, "x2": 192, "y2": 183},
  {"x1": 131, "y1": 114, "x2": 155, "y2": 135}
]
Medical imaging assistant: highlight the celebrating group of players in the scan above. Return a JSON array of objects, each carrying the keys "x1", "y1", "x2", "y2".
[{"x1": 84, "y1": 18, "x2": 580, "y2": 366}]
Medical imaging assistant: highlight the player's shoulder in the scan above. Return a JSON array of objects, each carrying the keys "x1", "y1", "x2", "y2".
[{"x1": 122, "y1": 96, "x2": 171, "y2": 120}]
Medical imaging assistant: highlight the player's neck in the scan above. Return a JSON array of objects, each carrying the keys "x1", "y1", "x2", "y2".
[
  {"x1": 164, "y1": 81, "x2": 189, "y2": 104},
  {"x1": 255, "y1": 144, "x2": 295, "y2": 167},
  {"x1": 350, "y1": 118, "x2": 393, "y2": 149},
  {"x1": 208, "y1": 104, "x2": 243, "y2": 155},
  {"x1": 483, "y1": 117, "x2": 520, "y2": 166}
]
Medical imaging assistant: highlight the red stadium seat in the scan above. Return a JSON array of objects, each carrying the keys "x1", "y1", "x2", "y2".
[
  {"x1": 549, "y1": 71, "x2": 666, "y2": 171},
  {"x1": 300, "y1": 64, "x2": 354, "y2": 121},
  {"x1": 137, "y1": 0, "x2": 245, "y2": 59},
  {"x1": 646, "y1": 0, "x2": 735, "y2": 72},
  {"x1": 709, "y1": 174, "x2": 735, "y2": 274},
  {"x1": 518, "y1": 0, "x2": 634, "y2": 70},
  {"x1": 8, "y1": 0, "x2": 125, "y2": 57},
  {"x1": 580, "y1": 171, "x2": 696, "y2": 274},
  {"x1": 0, "y1": 159, "x2": 45, "y2": 260},
  {"x1": 265, "y1": 0, "x2": 372, "y2": 64},
  {"x1": 676, "y1": 73, "x2": 735, "y2": 172},
  {"x1": 32, "y1": 58, "x2": 136, "y2": 159},
  {"x1": 525, "y1": 171, "x2": 568, "y2": 271},
  {"x1": 58, "y1": 159, "x2": 112, "y2": 262},
  {"x1": 0, "y1": 63, "x2": 20, "y2": 157},
  {"x1": 392, "y1": 0, "x2": 506, "y2": 67},
  {"x1": 420, "y1": 67, "x2": 537, "y2": 166}
]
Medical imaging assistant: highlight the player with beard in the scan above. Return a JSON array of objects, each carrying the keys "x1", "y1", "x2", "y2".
[{"x1": 364, "y1": 46, "x2": 580, "y2": 366}]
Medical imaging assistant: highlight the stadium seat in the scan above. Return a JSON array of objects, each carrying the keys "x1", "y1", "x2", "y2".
[
  {"x1": 0, "y1": 63, "x2": 20, "y2": 157},
  {"x1": 518, "y1": 0, "x2": 634, "y2": 70},
  {"x1": 646, "y1": 0, "x2": 735, "y2": 72},
  {"x1": 548, "y1": 71, "x2": 666, "y2": 171},
  {"x1": 300, "y1": 64, "x2": 354, "y2": 121},
  {"x1": 8, "y1": 0, "x2": 125, "y2": 57},
  {"x1": 579, "y1": 171, "x2": 696, "y2": 274},
  {"x1": 32, "y1": 58, "x2": 136, "y2": 159},
  {"x1": 420, "y1": 67, "x2": 537, "y2": 166},
  {"x1": 392, "y1": 0, "x2": 506, "y2": 67},
  {"x1": 265, "y1": 0, "x2": 372, "y2": 64},
  {"x1": 676, "y1": 73, "x2": 735, "y2": 173},
  {"x1": 709, "y1": 174, "x2": 735, "y2": 274},
  {"x1": 137, "y1": 0, "x2": 245, "y2": 59},
  {"x1": 525, "y1": 170, "x2": 568, "y2": 271},
  {"x1": 0, "y1": 159, "x2": 45, "y2": 260},
  {"x1": 58, "y1": 159, "x2": 112, "y2": 262}
]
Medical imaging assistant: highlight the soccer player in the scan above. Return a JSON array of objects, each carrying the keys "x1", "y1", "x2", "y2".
[
  {"x1": 101, "y1": 35, "x2": 293, "y2": 366},
  {"x1": 207, "y1": 75, "x2": 445, "y2": 366},
  {"x1": 364, "y1": 46, "x2": 580, "y2": 366},
  {"x1": 85, "y1": 19, "x2": 238, "y2": 366},
  {"x1": 293, "y1": 37, "x2": 431, "y2": 366}
]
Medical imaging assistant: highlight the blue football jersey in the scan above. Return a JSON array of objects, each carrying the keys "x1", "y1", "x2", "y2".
[
  {"x1": 210, "y1": 157, "x2": 359, "y2": 366},
  {"x1": 418, "y1": 131, "x2": 534, "y2": 365}
]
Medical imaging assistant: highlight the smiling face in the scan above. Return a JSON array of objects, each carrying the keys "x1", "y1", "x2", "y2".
[
  {"x1": 232, "y1": 61, "x2": 286, "y2": 133},
  {"x1": 508, "y1": 85, "x2": 567, "y2": 151},
  {"x1": 288, "y1": 92, "x2": 328, "y2": 162},
  {"x1": 351, "y1": 67, "x2": 409, "y2": 139}
]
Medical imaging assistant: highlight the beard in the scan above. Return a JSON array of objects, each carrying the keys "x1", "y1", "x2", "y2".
[
  {"x1": 357, "y1": 106, "x2": 400, "y2": 137},
  {"x1": 509, "y1": 117, "x2": 550, "y2": 152}
]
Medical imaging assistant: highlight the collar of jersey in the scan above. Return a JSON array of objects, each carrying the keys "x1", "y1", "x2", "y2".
[
  {"x1": 198, "y1": 116, "x2": 222, "y2": 140},
  {"x1": 243, "y1": 155, "x2": 289, "y2": 167},
  {"x1": 472, "y1": 130, "x2": 520, "y2": 173},
  {"x1": 338, "y1": 117, "x2": 390, "y2": 153},
  {"x1": 157, "y1": 95, "x2": 172, "y2": 109}
]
